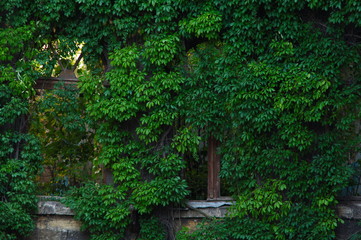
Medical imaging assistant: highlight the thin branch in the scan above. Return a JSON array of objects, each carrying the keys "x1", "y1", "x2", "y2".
[
  {"x1": 315, "y1": 22, "x2": 328, "y2": 30},
  {"x1": 160, "y1": 126, "x2": 172, "y2": 148},
  {"x1": 72, "y1": 52, "x2": 83, "y2": 72},
  {"x1": 49, "y1": 42, "x2": 65, "y2": 70},
  {"x1": 185, "y1": 203, "x2": 213, "y2": 219},
  {"x1": 345, "y1": 34, "x2": 361, "y2": 39}
]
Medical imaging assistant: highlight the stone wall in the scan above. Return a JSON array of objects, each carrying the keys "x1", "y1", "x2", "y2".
[
  {"x1": 336, "y1": 197, "x2": 361, "y2": 240},
  {"x1": 28, "y1": 197, "x2": 89, "y2": 240},
  {"x1": 28, "y1": 197, "x2": 361, "y2": 240}
]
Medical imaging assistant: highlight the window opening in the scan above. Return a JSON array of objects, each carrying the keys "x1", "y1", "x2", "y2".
[{"x1": 31, "y1": 80, "x2": 97, "y2": 195}]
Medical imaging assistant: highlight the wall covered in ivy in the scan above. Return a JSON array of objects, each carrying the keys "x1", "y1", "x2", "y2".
[{"x1": 1, "y1": 0, "x2": 361, "y2": 239}]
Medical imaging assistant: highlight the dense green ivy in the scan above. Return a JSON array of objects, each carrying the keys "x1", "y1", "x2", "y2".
[
  {"x1": 2, "y1": 0, "x2": 361, "y2": 239},
  {"x1": 0, "y1": 25, "x2": 42, "y2": 239}
]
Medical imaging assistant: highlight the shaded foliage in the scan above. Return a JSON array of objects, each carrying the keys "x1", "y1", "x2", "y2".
[{"x1": 31, "y1": 83, "x2": 96, "y2": 195}]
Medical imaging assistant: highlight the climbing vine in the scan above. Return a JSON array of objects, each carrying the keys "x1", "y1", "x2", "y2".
[
  {"x1": 0, "y1": 24, "x2": 43, "y2": 239},
  {"x1": 2, "y1": 0, "x2": 361, "y2": 239}
]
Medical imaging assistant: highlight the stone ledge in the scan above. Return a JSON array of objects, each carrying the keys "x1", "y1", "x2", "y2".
[
  {"x1": 337, "y1": 199, "x2": 361, "y2": 220},
  {"x1": 176, "y1": 199, "x2": 361, "y2": 220},
  {"x1": 33, "y1": 197, "x2": 361, "y2": 240},
  {"x1": 36, "y1": 197, "x2": 361, "y2": 220},
  {"x1": 174, "y1": 206, "x2": 229, "y2": 218},
  {"x1": 173, "y1": 200, "x2": 233, "y2": 219},
  {"x1": 37, "y1": 197, "x2": 74, "y2": 216}
]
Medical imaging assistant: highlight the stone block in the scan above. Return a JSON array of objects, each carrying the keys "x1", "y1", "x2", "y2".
[
  {"x1": 38, "y1": 200, "x2": 74, "y2": 216},
  {"x1": 28, "y1": 216, "x2": 89, "y2": 240}
]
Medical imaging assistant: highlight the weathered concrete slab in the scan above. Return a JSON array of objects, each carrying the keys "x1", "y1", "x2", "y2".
[
  {"x1": 336, "y1": 198, "x2": 361, "y2": 240},
  {"x1": 176, "y1": 206, "x2": 229, "y2": 218},
  {"x1": 38, "y1": 201, "x2": 74, "y2": 216},
  {"x1": 186, "y1": 200, "x2": 233, "y2": 209},
  {"x1": 173, "y1": 200, "x2": 233, "y2": 219},
  {"x1": 337, "y1": 199, "x2": 361, "y2": 220}
]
